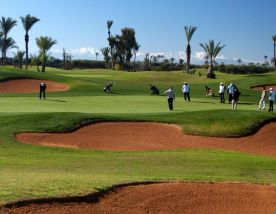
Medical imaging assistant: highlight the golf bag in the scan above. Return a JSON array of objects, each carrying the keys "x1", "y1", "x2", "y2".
[
  {"x1": 150, "y1": 84, "x2": 160, "y2": 95},
  {"x1": 104, "y1": 81, "x2": 115, "y2": 93}
]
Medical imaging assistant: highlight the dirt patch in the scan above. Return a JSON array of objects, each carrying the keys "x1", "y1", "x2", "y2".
[
  {"x1": 251, "y1": 84, "x2": 276, "y2": 91},
  {"x1": 2, "y1": 182, "x2": 276, "y2": 214},
  {"x1": 17, "y1": 122, "x2": 276, "y2": 157},
  {"x1": 0, "y1": 79, "x2": 70, "y2": 93}
]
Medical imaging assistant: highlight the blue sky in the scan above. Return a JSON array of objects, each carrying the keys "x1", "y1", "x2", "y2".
[{"x1": 1, "y1": 0, "x2": 276, "y2": 64}]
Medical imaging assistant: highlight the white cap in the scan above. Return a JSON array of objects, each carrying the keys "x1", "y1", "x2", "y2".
[{"x1": 269, "y1": 88, "x2": 274, "y2": 91}]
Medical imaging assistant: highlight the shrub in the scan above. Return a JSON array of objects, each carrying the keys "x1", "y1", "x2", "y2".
[
  {"x1": 72, "y1": 60, "x2": 105, "y2": 69},
  {"x1": 197, "y1": 71, "x2": 202, "y2": 76},
  {"x1": 216, "y1": 64, "x2": 272, "y2": 74},
  {"x1": 207, "y1": 73, "x2": 216, "y2": 79},
  {"x1": 114, "y1": 64, "x2": 121, "y2": 71}
]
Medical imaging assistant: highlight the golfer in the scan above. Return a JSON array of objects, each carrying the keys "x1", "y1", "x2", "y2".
[
  {"x1": 182, "y1": 81, "x2": 190, "y2": 101},
  {"x1": 258, "y1": 86, "x2": 266, "y2": 110},
  {"x1": 232, "y1": 84, "x2": 240, "y2": 111},
  {"x1": 219, "y1": 82, "x2": 225, "y2": 103},
  {"x1": 164, "y1": 87, "x2": 175, "y2": 111},
  {"x1": 269, "y1": 88, "x2": 275, "y2": 112},
  {"x1": 227, "y1": 83, "x2": 235, "y2": 104},
  {"x1": 39, "y1": 82, "x2": 46, "y2": 99}
]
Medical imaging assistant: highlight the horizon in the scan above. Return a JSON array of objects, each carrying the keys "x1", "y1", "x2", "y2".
[{"x1": 1, "y1": 0, "x2": 276, "y2": 64}]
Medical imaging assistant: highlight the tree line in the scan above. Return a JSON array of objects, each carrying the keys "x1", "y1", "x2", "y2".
[
  {"x1": 0, "y1": 15, "x2": 56, "y2": 72},
  {"x1": 101, "y1": 20, "x2": 140, "y2": 71},
  {"x1": 1, "y1": 15, "x2": 275, "y2": 77}
]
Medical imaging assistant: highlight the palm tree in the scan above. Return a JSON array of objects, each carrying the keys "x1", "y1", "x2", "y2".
[
  {"x1": 200, "y1": 40, "x2": 225, "y2": 78},
  {"x1": 237, "y1": 58, "x2": 242, "y2": 64},
  {"x1": 0, "y1": 17, "x2": 17, "y2": 65},
  {"x1": 273, "y1": 34, "x2": 276, "y2": 69},
  {"x1": 35, "y1": 36, "x2": 57, "y2": 72},
  {"x1": 107, "y1": 20, "x2": 113, "y2": 68},
  {"x1": 14, "y1": 50, "x2": 25, "y2": 69},
  {"x1": 20, "y1": 14, "x2": 40, "y2": 69},
  {"x1": 30, "y1": 54, "x2": 41, "y2": 72},
  {"x1": 95, "y1": 52, "x2": 99, "y2": 61},
  {"x1": 184, "y1": 25, "x2": 197, "y2": 72},
  {"x1": 1, "y1": 36, "x2": 17, "y2": 65},
  {"x1": 264, "y1": 55, "x2": 268, "y2": 65}
]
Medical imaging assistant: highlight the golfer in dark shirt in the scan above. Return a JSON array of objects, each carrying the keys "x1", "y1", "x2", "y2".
[{"x1": 39, "y1": 82, "x2": 46, "y2": 99}]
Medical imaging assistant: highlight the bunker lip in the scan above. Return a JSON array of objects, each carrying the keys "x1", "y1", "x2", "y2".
[
  {"x1": 16, "y1": 121, "x2": 276, "y2": 157},
  {"x1": 250, "y1": 84, "x2": 276, "y2": 91},
  {"x1": 0, "y1": 79, "x2": 70, "y2": 93},
  {"x1": 1, "y1": 182, "x2": 276, "y2": 213}
]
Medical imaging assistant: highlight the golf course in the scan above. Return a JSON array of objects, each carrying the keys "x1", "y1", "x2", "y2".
[{"x1": 0, "y1": 66, "x2": 276, "y2": 213}]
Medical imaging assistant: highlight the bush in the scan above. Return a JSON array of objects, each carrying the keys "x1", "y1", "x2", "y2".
[
  {"x1": 72, "y1": 60, "x2": 105, "y2": 69},
  {"x1": 151, "y1": 63, "x2": 183, "y2": 71},
  {"x1": 207, "y1": 72, "x2": 216, "y2": 79},
  {"x1": 114, "y1": 64, "x2": 121, "y2": 71},
  {"x1": 216, "y1": 64, "x2": 272, "y2": 74}
]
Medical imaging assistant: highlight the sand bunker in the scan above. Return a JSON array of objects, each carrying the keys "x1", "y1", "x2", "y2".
[
  {"x1": 17, "y1": 122, "x2": 276, "y2": 157},
  {"x1": 2, "y1": 182, "x2": 276, "y2": 213},
  {"x1": 0, "y1": 79, "x2": 70, "y2": 93},
  {"x1": 251, "y1": 84, "x2": 276, "y2": 91}
]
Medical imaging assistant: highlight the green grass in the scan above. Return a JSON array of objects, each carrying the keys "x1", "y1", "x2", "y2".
[{"x1": 0, "y1": 66, "x2": 276, "y2": 205}]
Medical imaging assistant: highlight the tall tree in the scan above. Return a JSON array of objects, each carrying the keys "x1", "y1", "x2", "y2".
[
  {"x1": 95, "y1": 52, "x2": 99, "y2": 61},
  {"x1": 107, "y1": 20, "x2": 113, "y2": 68},
  {"x1": 273, "y1": 34, "x2": 276, "y2": 69},
  {"x1": 121, "y1": 27, "x2": 137, "y2": 70},
  {"x1": 20, "y1": 14, "x2": 40, "y2": 69},
  {"x1": 132, "y1": 42, "x2": 140, "y2": 71},
  {"x1": 35, "y1": 36, "x2": 57, "y2": 72},
  {"x1": 200, "y1": 40, "x2": 225, "y2": 78},
  {"x1": 0, "y1": 17, "x2": 17, "y2": 65},
  {"x1": 101, "y1": 47, "x2": 110, "y2": 68},
  {"x1": 184, "y1": 25, "x2": 197, "y2": 72},
  {"x1": 144, "y1": 53, "x2": 151, "y2": 70}
]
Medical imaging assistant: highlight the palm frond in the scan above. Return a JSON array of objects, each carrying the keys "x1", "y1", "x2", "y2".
[
  {"x1": 184, "y1": 25, "x2": 197, "y2": 42},
  {"x1": 0, "y1": 17, "x2": 17, "y2": 37},
  {"x1": 107, "y1": 20, "x2": 113, "y2": 30},
  {"x1": 20, "y1": 14, "x2": 40, "y2": 32},
  {"x1": 4, "y1": 37, "x2": 18, "y2": 50},
  {"x1": 200, "y1": 40, "x2": 225, "y2": 60},
  {"x1": 36, "y1": 36, "x2": 57, "y2": 52}
]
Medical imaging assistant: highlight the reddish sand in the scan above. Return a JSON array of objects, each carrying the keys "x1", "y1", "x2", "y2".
[
  {"x1": 17, "y1": 122, "x2": 276, "y2": 157},
  {"x1": 7, "y1": 122, "x2": 276, "y2": 212},
  {"x1": 0, "y1": 79, "x2": 70, "y2": 93},
  {"x1": 2, "y1": 182, "x2": 276, "y2": 214},
  {"x1": 251, "y1": 84, "x2": 276, "y2": 91}
]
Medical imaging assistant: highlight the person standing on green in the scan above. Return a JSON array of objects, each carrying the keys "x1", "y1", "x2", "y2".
[
  {"x1": 39, "y1": 82, "x2": 47, "y2": 99},
  {"x1": 164, "y1": 87, "x2": 175, "y2": 111}
]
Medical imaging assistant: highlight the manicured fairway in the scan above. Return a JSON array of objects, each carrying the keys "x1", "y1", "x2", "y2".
[{"x1": 0, "y1": 66, "x2": 275, "y2": 205}]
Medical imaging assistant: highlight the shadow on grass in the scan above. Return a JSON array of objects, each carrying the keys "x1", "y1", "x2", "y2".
[
  {"x1": 239, "y1": 102, "x2": 255, "y2": 105},
  {"x1": 1, "y1": 181, "x2": 161, "y2": 209},
  {"x1": 46, "y1": 99, "x2": 67, "y2": 103},
  {"x1": 191, "y1": 100, "x2": 217, "y2": 104}
]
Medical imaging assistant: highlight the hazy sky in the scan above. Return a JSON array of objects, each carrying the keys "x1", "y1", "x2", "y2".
[{"x1": 1, "y1": 0, "x2": 276, "y2": 63}]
